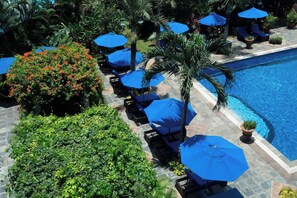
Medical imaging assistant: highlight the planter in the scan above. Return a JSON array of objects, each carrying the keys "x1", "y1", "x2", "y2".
[
  {"x1": 287, "y1": 22, "x2": 296, "y2": 29},
  {"x1": 263, "y1": 26, "x2": 271, "y2": 33},
  {"x1": 240, "y1": 124, "x2": 254, "y2": 143},
  {"x1": 245, "y1": 39, "x2": 254, "y2": 49}
]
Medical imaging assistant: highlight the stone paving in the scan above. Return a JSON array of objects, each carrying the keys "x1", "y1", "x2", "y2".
[
  {"x1": 0, "y1": 25, "x2": 297, "y2": 198},
  {"x1": 0, "y1": 104, "x2": 19, "y2": 198}
]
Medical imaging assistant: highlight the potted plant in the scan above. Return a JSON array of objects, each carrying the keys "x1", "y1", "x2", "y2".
[
  {"x1": 244, "y1": 36, "x2": 254, "y2": 49},
  {"x1": 240, "y1": 120, "x2": 257, "y2": 143},
  {"x1": 286, "y1": 10, "x2": 297, "y2": 29},
  {"x1": 263, "y1": 13, "x2": 278, "y2": 33}
]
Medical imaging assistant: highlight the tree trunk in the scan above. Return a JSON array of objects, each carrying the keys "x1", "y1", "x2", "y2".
[
  {"x1": 180, "y1": 95, "x2": 189, "y2": 142},
  {"x1": 130, "y1": 24, "x2": 137, "y2": 71},
  {"x1": 223, "y1": 17, "x2": 230, "y2": 39}
]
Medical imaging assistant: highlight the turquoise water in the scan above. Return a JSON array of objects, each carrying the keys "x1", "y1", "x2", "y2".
[{"x1": 200, "y1": 55, "x2": 297, "y2": 161}]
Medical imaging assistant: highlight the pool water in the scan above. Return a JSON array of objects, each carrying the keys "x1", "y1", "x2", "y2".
[{"x1": 200, "y1": 52, "x2": 297, "y2": 161}]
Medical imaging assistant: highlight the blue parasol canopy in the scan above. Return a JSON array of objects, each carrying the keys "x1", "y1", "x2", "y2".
[
  {"x1": 238, "y1": 7, "x2": 268, "y2": 19},
  {"x1": 107, "y1": 48, "x2": 143, "y2": 67},
  {"x1": 0, "y1": 57, "x2": 16, "y2": 74},
  {"x1": 120, "y1": 69, "x2": 164, "y2": 89},
  {"x1": 94, "y1": 32, "x2": 128, "y2": 48},
  {"x1": 180, "y1": 135, "x2": 249, "y2": 181},
  {"x1": 160, "y1": 21, "x2": 189, "y2": 34},
  {"x1": 199, "y1": 13, "x2": 226, "y2": 26},
  {"x1": 35, "y1": 46, "x2": 57, "y2": 52},
  {"x1": 144, "y1": 98, "x2": 196, "y2": 127}
]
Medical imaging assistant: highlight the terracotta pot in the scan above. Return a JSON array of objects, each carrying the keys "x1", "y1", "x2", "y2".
[
  {"x1": 240, "y1": 124, "x2": 254, "y2": 143},
  {"x1": 245, "y1": 39, "x2": 254, "y2": 49},
  {"x1": 287, "y1": 22, "x2": 296, "y2": 29}
]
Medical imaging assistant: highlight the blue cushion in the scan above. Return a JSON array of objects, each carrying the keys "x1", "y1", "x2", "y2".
[
  {"x1": 207, "y1": 188, "x2": 243, "y2": 198},
  {"x1": 162, "y1": 136, "x2": 181, "y2": 153},
  {"x1": 150, "y1": 123, "x2": 181, "y2": 135},
  {"x1": 129, "y1": 91, "x2": 160, "y2": 103},
  {"x1": 251, "y1": 24, "x2": 269, "y2": 37}
]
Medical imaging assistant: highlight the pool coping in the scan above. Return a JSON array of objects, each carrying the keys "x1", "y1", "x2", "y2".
[{"x1": 196, "y1": 44, "x2": 297, "y2": 177}]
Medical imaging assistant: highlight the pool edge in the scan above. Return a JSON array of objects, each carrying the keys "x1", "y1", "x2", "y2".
[{"x1": 193, "y1": 80, "x2": 297, "y2": 175}]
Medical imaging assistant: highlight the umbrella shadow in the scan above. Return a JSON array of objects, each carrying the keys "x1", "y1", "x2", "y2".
[{"x1": 183, "y1": 135, "x2": 207, "y2": 147}]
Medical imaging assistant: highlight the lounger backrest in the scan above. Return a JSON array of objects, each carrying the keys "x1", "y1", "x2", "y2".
[
  {"x1": 185, "y1": 169, "x2": 208, "y2": 186},
  {"x1": 251, "y1": 24, "x2": 260, "y2": 31}
]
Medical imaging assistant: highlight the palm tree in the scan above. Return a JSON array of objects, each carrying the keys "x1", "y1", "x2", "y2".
[
  {"x1": 116, "y1": 0, "x2": 166, "y2": 71},
  {"x1": 144, "y1": 32, "x2": 234, "y2": 142}
]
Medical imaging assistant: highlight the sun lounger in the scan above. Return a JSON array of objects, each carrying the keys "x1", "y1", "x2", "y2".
[
  {"x1": 185, "y1": 169, "x2": 227, "y2": 188},
  {"x1": 150, "y1": 122, "x2": 181, "y2": 136},
  {"x1": 175, "y1": 169, "x2": 227, "y2": 198},
  {"x1": 161, "y1": 133, "x2": 181, "y2": 154},
  {"x1": 127, "y1": 103, "x2": 148, "y2": 126},
  {"x1": 110, "y1": 70, "x2": 129, "y2": 97},
  {"x1": 237, "y1": 26, "x2": 254, "y2": 41},
  {"x1": 128, "y1": 90, "x2": 160, "y2": 107},
  {"x1": 198, "y1": 187, "x2": 244, "y2": 198},
  {"x1": 251, "y1": 24, "x2": 269, "y2": 41}
]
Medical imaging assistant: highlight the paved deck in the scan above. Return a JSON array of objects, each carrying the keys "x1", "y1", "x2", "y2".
[{"x1": 0, "y1": 25, "x2": 297, "y2": 198}]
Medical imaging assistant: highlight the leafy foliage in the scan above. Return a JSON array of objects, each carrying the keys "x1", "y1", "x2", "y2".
[
  {"x1": 8, "y1": 106, "x2": 158, "y2": 198},
  {"x1": 151, "y1": 177, "x2": 176, "y2": 198},
  {"x1": 264, "y1": 13, "x2": 278, "y2": 29},
  {"x1": 5, "y1": 42, "x2": 103, "y2": 115},
  {"x1": 279, "y1": 187, "x2": 297, "y2": 198},
  {"x1": 169, "y1": 161, "x2": 185, "y2": 176},
  {"x1": 287, "y1": 10, "x2": 297, "y2": 24},
  {"x1": 242, "y1": 120, "x2": 257, "y2": 130},
  {"x1": 269, "y1": 36, "x2": 282, "y2": 45}
]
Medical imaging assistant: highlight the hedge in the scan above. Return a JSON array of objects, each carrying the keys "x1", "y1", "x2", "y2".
[
  {"x1": 5, "y1": 42, "x2": 104, "y2": 116},
  {"x1": 8, "y1": 106, "x2": 158, "y2": 198}
]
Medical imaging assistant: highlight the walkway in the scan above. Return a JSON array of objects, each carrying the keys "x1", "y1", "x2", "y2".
[{"x1": 0, "y1": 25, "x2": 296, "y2": 198}]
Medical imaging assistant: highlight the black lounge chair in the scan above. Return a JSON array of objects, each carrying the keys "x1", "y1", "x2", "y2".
[
  {"x1": 251, "y1": 24, "x2": 269, "y2": 41},
  {"x1": 128, "y1": 103, "x2": 148, "y2": 126},
  {"x1": 110, "y1": 70, "x2": 129, "y2": 97},
  {"x1": 175, "y1": 169, "x2": 227, "y2": 198},
  {"x1": 128, "y1": 90, "x2": 160, "y2": 107},
  {"x1": 161, "y1": 133, "x2": 181, "y2": 155},
  {"x1": 149, "y1": 122, "x2": 181, "y2": 136},
  {"x1": 237, "y1": 26, "x2": 254, "y2": 41},
  {"x1": 198, "y1": 188, "x2": 244, "y2": 198}
]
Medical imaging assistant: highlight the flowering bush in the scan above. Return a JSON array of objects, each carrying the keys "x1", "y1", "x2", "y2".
[{"x1": 6, "y1": 43, "x2": 104, "y2": 115}]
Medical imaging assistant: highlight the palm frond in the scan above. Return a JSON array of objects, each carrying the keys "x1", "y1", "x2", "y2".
[{"x1": 201, "y1": 73, "x2": 228, "y2": 111}]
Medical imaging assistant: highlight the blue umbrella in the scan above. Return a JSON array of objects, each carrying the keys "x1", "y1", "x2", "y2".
[
  {"x1": 199, "y1": 13, "x2": 226, "y2": 26},
  {"x1": 107, "y1": 48, "x2": 143, "y2": 67},
  {"x1": 120, "y1": 69, "x2": 165, "y2": 89},
  {"x1": 35, "y1": 46, "x2": 57, "y2": 52},
  {"x1": 238, "y1": 7, "x2": 268, "y2": 19},
  {"x1": 160, "y1": 21, "x2": 189, "y2": 34},
  {"x1": 180, "y1": 135, "x2": 249, "y2": 181},
  {"x1": 94, "y1": 32, "x2": 128, "y2": 48},
  {"x1": 144, "y1": 98, "x2": 196, "y2": 128},
  {"x1": 0, "y1": 57, "x2": 16, "y2": 74}
]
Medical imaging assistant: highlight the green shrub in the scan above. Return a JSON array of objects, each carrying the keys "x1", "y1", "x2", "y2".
[
  {"x1": 279, "y1": 187, "x2": 297, "y2": 197},
  {"x1": 287, "y1": 10, "x2": 297, "y2": 24},
  {"x1": 8, "y1": 106, "x2": 158, "y2": 198},
  {"x1": 169, "y1": 161, "x2": 185, "y2": 176},
  {"x1": 269, "y1": 36, "x2": 283, "y2": 45},
  {"x1": 242, "y1": 120, "x2": 257, "y2": 130},
  {"x1": 5, "y1": 42, "x2": 104, "y2": 115},
  {"x1": 264, "y1": 13, "x2": 278, "y2": 29}
]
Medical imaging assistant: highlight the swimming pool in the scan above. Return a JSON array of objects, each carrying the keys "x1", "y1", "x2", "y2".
[{"x1": 200, "y1": 48, "x2": 297, "y2": 161}]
